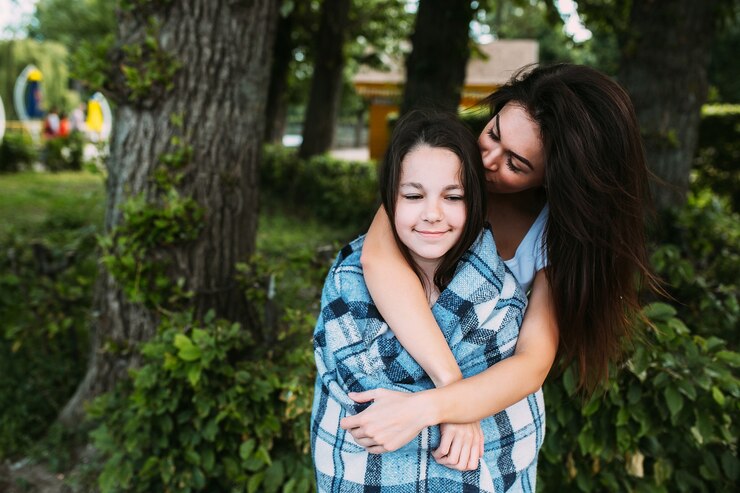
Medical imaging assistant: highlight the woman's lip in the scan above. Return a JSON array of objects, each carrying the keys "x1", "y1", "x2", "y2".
[{"x1": 415, "y1": 230, "x2": 448, "y2": 236}]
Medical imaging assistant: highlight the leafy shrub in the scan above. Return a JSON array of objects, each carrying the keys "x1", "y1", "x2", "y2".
[
  {"x1": 651, "y1": 190, "x2": 739, "y2": 345},
  {"x1": 539, "y1": 302, "x2": 739, "y2": 492},
  {"x1": 261, "y1": 145, "x2": 378, "y2": 231},
  {"x1": 0, "y1": 223, "x2": 98, "y2": 458},
  {"x1": 44, "y1": 132, "x2": 86, "y2": 172},
  {"x1": 0, "y1": 131, "x2": 38, "y2": 173},
  {"x1": 90, "y1": 307, "x2": 316, "y2": 493},
  {"x1": 693, "y1": 104, "x2": 740, "y2": 211}
]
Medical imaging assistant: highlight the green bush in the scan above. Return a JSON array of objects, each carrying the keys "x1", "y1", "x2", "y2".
[
  {"x1": 652, "y1": 190, "x2": 739, "y2": 345},
  {"x1": 44, "y1": 132, "x2": 86, "y2": 172},
  {"x1": 89, "y1": 307, "x2": 316, "y2": 493},
  {"x1": 261, "y1": 145, "x2": 378, "y2": 231},
  {"x1": 693, "y1": 104, "x2": 740, "y2": 211},
  {"x1": 0, "y1": 223, "x2": 98, "y2": 458},
  {"x1": 0, "y1": 131, "x2": 39, "y2": 173},
  {"x1": 539, "y1": 302, "x2": 739, "y2": 492}
]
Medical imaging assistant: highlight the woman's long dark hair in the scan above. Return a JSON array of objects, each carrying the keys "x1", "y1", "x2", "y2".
[
  {"x1": 481, "y1": 64, "x2": 659, "y2": 392},
  {"x1": 379, "y1": 110, "x2": 487, "y2": 295}
]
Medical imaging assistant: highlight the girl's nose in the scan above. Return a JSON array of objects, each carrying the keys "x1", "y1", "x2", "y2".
[{"x1": 423, "y1": 201, "x2": 442, "y2": 222}]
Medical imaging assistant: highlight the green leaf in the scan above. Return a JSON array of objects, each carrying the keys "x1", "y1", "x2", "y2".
[
  {"x1": 664, "y1": 385, "x2": 684, "y2": 417},
  {"x1": 711, "y1": 386, "x2": 726, "y2": 406},
  {"x1": 174, "y1": 334, "x2": 201, "y2": 361},
  {"x1": 562, "y1": 366, "x2": 576, "y2": 395},
  {"x1": 643, "y1": 302, "x2": 677, "y2": 322},
  {"x1": 248, "y1": 472, "x2": 265, "y2": 493},
  {"x1": 240, "y1": 439, "x2": 256, "y2": 460},
  {"x1": 188, "y1": 365, "x2": 202, "y2": 387}
]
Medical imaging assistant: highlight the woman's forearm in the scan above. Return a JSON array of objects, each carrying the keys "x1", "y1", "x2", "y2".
[
  {"x1": 362, "y1": 208, "x2": 463, "y2": 387},
  {"x1": 422, "y1": 270, "x2": 559, "y2": 424}
]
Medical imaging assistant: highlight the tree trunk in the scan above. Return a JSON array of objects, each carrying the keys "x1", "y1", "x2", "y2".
[
  {"x1": 400, "y1": 0, "x2": 475, "y2": 115},
  {"x1": 264, "y1": 9, "x2": 295, "y2": 144},
  {"x1": 298, "y1": 0, "x2": 351, "y2": 159},
  {"x1": 59, "y1": 0, "x2": 279, "y2": 426},
  {"x1": 618, "y1": 0, "x2": 720, "y2": 211}
]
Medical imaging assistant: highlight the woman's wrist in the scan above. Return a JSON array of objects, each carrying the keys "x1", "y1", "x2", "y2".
[
  {"x1": 430, "y1": 368, "x2": 463, "y2": 388},
  {"x1": 418, "y1": 388, "x2": 445, "y2": 427}
]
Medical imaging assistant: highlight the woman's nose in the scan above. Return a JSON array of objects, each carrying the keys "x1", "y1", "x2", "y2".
[{"x1": 481, "y1": 146, "x2": 502, "y2": 171}]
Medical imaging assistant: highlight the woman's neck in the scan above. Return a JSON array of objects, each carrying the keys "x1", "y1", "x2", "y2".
[
  {"x1": 486, "y1": 188, "x2": 547, "y2": 261},
  {"x1": 487, "y1": 188, "x2": 546, "y2": 216}
]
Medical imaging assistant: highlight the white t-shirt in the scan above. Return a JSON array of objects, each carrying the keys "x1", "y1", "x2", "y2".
[{"x1": 503, "y1": 204, "x2": 549, "y2": 293}]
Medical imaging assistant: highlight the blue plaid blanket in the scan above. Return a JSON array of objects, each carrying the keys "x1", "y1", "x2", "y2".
[{"x1": 311, "y1": 228, "x2": 546, "y2": 492}]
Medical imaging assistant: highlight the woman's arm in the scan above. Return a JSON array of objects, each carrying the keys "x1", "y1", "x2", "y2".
[
  {"x1": 362, "y1": 208, "x2": 483, "y2": 470},
  {"x1": 341, "y1": 270, "x2": 559, "y2": 442},
  {"x1": 361, "y1": 207, "x2": 463, "y2": 387}
]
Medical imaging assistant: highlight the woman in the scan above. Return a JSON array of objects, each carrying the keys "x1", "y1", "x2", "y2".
[{"x1": 340, "y1": 64, "x2": 658, "y2": 477}]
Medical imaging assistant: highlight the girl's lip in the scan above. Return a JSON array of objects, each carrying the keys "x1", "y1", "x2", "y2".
[{"x1": 415, "y1": 230, "x2": 448, "y2": 236}]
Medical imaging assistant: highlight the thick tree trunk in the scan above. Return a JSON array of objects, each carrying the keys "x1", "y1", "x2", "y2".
[
  {"x1": 618, "y1": 0, "x2": 719, "y2": 211},
  {"x1": 298, "y1": 0, "x2": 351, "y2": 159},
  {"x1": 401, "y1": 0, "x2": 475, "y2": 115},
  {"x1": 264, "y1": 10, "x2": 295, "y2": 144},
  {"x1": 59, "y1": 0, "x2": 279, "y2": 426}
]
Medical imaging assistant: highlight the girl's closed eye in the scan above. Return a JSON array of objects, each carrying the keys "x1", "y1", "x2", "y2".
[
  {"x1": 403, "y1": 194, "x2": 423, "y2": 200},
  {"x1": 446, "y1": 194, "x2": 464, "y2": 201},
  {"x1": 487, "y1": 127, "x2": 499, "y2": 141}
]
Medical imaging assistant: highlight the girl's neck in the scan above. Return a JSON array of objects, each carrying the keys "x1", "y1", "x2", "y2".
[{"x1": 412, "y1": 256, "x2": 441, "y2": 306}]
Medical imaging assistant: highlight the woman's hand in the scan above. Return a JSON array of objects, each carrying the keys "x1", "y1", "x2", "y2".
[
  {"x1": 339, "y1": 389, "x2": 430, "y2": 454},
  {"x1": 432, "y1": 422, "x2": 484, "y2": 471},
  {"x1": 339, "y1": 389, "x2": 483, "y2": 471}
]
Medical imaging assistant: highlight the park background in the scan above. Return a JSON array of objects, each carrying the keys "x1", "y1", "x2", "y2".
[{"x1": 0, "y1": 0, "x2": 738, "y2": 492}]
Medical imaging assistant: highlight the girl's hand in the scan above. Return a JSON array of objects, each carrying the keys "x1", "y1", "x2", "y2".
[
  {"x1": 432, "y1": 422, "x2": 484, "y2": 471},
  {"x1": 339, "y1": 389, "x2": 429, "y2": 454}
]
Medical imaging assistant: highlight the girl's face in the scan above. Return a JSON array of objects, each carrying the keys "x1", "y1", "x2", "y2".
[
  {"x1": 478, "y1": 103, "x2": 545, "y2": 194},
  {"x1": 394, "y1": 145, "x2": 467, "y2": 267}
]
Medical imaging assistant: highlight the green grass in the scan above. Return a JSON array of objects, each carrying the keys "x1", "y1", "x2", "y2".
[
  {"x1": 0, "y1": 171, "x2": 106, "y2": 235},
  {"x1": 0, "y1": 171, "x2": 357, "y2": 249}
]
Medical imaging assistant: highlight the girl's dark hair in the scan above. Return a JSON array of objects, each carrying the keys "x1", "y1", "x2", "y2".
[
  {"x1": 481, "y1": 63, "x2": 659, "y2": 392},
  {"x1": 379, "y1": 110, "x2": 487, "y2": 294}
]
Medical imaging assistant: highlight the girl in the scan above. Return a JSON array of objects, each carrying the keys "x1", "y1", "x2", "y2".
[
  {"x1": 311, "y1": 111, "x2": 542, "y2": 491},
  {"x1": 340, "y1": 64, "x2": 658, "y2": 481}
]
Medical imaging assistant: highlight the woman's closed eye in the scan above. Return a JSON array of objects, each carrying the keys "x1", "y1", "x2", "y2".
[
  {"x1": 487, "y1": 127, "x2": 499, "y2": 142},
  {"x1": 445, "y1": 194, "x2": 464, "y2": 201},
  {"x1": 505, "y1": 156, "x2": 523, "y2": 174},
  {"x1": 402, "y1": 194, "x2": 423, "y2": 200}
]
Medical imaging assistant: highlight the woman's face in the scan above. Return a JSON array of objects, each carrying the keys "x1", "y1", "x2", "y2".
[{"x1": 478, "y1": 103, "x2": 545, "y2": 194}]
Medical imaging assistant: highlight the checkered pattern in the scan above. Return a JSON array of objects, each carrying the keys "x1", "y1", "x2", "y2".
[{"x1": 311, "y1": 228, "x2": 546, "y2": 492}]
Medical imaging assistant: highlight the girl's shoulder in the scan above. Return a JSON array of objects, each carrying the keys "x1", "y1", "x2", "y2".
[{"x1": 330, "y1": 234, "x2": 366, "y2": 271}]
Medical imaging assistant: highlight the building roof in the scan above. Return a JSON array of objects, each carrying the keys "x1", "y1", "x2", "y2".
[{"x1": 353, "y1": 39, "x2": 539, "y2": 90}]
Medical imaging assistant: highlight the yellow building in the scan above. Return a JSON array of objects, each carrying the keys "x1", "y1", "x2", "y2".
[{"x1": 353, "y1": 40, "x2": 539, "y2": 160}]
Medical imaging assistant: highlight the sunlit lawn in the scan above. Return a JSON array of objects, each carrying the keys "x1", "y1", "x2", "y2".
[
  {"x1": 0, "y1": 170, "x2": 354, "y2": 250},
  {"x1": 0, "y1": 171, "x2": 106, "y2": 235}
]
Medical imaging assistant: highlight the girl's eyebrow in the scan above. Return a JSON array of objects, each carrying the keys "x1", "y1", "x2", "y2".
[
  {"x1": 400, "y1": 182, "x2": 463, "y2": 191},
  {"x1": 496, "y1": 114, "x2": 534, "y2": 170}
]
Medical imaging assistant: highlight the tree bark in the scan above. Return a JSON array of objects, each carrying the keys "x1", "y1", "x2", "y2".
[
  {"x1": 618, "y1": 0, "x2": 720, "y2": 210},
  {"x1": 400, "y1": 0, "x2": 475, "y2": 115},
  {"x1": 298, "y1": 0, "x2": 351, "y2": 159},
  {"x1": 264, "y1": 9, "x2": 295, "y2": 144},
  {"x1": 59, "y1": 0, "x2": 279, "y2": 426}
]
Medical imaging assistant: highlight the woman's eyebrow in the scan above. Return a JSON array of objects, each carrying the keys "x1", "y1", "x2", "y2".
[{"x1": 497, "y1": 114, "x2": 534, "y2": 170}]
